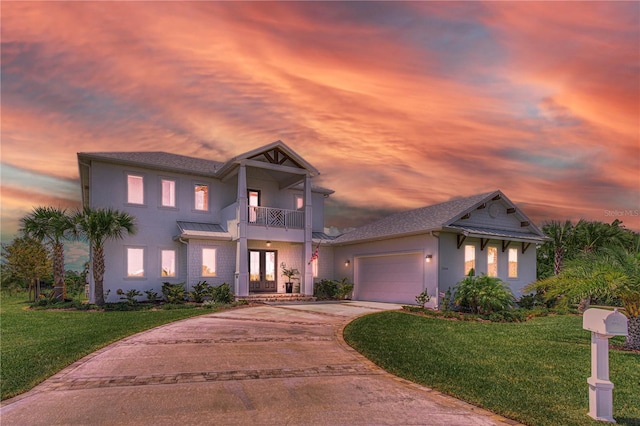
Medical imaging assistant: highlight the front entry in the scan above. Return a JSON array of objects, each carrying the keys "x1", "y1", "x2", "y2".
[{"x1": 249, "y1": 250, "x2": 277, "y2": 292}]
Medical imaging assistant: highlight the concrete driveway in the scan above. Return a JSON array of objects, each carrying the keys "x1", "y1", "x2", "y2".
[{"x1": 1, "y1": 301, "x2": 516, "y2": 425}]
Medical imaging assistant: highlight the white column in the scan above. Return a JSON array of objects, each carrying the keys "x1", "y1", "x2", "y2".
[
  {"x1": 303, "y1": 174, "x2": 313, "y2": 295},
  {"x1": 235, "y1": 163, "x2": 249, "y2": 297},
  {"x1": 587, "y1": 333, "x2": 615, "y2": 423}
]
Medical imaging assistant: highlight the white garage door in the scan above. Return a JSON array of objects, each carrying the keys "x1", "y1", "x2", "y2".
[{"x1": 355, "y1": 252, "x2": 424, "y2": 304}]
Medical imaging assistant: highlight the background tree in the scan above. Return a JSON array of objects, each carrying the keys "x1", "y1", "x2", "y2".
[
  {"x1": 21, "y1": 207, "x2": 74, "y2": 300},
  {"x1": 1, "y1": 236, "x2": 52, "y2": 301},
  {"x1": 73, "y1": 207, "x2": 136, "y2": 305},
  {"x1": 537, "y1": 220, "x2": 575, "y2": 280}
]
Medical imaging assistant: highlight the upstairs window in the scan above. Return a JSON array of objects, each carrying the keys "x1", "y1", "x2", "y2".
[
  {"x1": 194, "y1": 184, "x2": 209, "y2": 211},
  {"x1": 464, "y1": 245, "x2": 475, "y2": 275},
  {"x1": 295, "y1": 195, "x2": 304, "y2": 210},
  {"x1": 508, "y1": 248, "x2": 518, "y2": 278},
  {"x1": 127, "y1": 247, "x2": 145, "y2": 277},
  {"x1": 127, "y1": 175, "x2": 144, "y2": 204},
  {"x1": 161, "y1": 249, "x2": 176, "y2": 277},
  {"x1": 312, "y1": 258, "x2": 318, "y2": 278},
  {"x1": 161, "y1": 179, "x2": 176, "y2": 207},
  {"x1": 487, "y1": 246, "x2": 498, "y2": 277}
]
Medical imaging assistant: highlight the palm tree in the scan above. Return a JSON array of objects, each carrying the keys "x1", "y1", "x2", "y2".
[
  {"x1": 543, "y1": 220, "x2": 575, "y2": 275},
  {"x1": 21, "y1": 207, "x2": 74, "y2": 300},
  {"x1": 529, "y1": 243, "x2": 640, "y2": 350},
  {"x1": 73, "y1": 207, "x2": 136, "y2": 305}
]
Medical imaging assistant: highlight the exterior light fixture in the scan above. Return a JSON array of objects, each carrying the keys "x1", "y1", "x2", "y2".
[
  {"x1": 426, "y1": 254, "x2": 433, "y2": 263},
  {"x1": 345, "y1": 260, "x2": 350, "y2": 267},
  {"x1": 266, "y1": 241, "x2": 272, "y2": 247}
]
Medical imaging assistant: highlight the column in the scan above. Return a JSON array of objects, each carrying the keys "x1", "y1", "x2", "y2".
[
  {"x1": 303, "y1": 174, "x2": 313, "y2": 295},
  {"x1": 236, "y1": 163, "x2": 249, "y2": 297}
]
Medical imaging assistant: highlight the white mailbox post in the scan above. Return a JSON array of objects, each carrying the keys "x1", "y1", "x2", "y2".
[{"x1": 582, "y1": 308, "x2": 628, "y2": 423}]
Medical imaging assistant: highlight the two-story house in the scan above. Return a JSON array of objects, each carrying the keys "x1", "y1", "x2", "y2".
[{"x1": 78, "y1": 141, "x2": 547, "y2": 306}]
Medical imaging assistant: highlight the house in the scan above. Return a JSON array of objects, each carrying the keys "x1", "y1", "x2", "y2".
[{"x1": 78, "y1": 141, "x2": 546, "y2": 306}]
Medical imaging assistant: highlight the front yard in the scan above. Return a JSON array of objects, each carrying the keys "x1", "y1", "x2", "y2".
[
  {"x1": 344, "y1": 311, "x2": 639, "y2": 426},
  {"x1": 0, "y1": 293, "x2": 219, "y2": 400}
]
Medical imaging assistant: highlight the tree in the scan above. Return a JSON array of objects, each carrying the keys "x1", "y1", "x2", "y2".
[
  {"x1": 537, "y1": 220, "x2": 574, "y2": 279},
  {"x1": 573, "y1": 219, "x2": 631, "y2": 254},
  {"x1": 73, "y1": 207, "x2": 136, "y2": 305},
  {"x1": 527, "y1": 243, "x2": 640, "y2": 350},
  {"x1": 21, "y1": 207, "x2": 74, "y2": 300},
  {"x1": 1, "y1": 236, "x2": 52, "y2": 301}
]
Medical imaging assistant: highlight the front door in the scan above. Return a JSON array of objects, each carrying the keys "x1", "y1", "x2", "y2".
[{"x1": 249, "y1": 250, "x2": 277, "y2": 292}]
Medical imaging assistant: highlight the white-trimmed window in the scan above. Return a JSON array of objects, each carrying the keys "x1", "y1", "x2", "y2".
[
  {"x1": 295, "y1": 195, "x2": 304, "y2": 210},
  {"x1": 487, "y1": 246, "x2": 498, "y2": 277},
  {"x1": 464, "y1": 245, "x2": 475, "y2": 275},
  {"x1": 508, "y1": 248, "x2": 518, "y2": 278},
  {"x1": 202, "y1": 248, "x2": 216, "y2": 276},
  {"x1": 127, "y1": 247, "x2": 145, "y2": 277},
  {"x1": 161, "y1": 249, "x2": 176, "y2": 277},
  {"x1": 127, "y1": 174, "x2": 144, "y2": 204},
  {"x1": 194, "y1": 184, "x2": 209, "y2": 211},
  {"x1": 161, "y1": 179, "x2": 176, "y2": 207}
]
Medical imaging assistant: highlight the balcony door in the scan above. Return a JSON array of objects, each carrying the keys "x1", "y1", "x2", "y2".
[
  {"x1": 248, "y1": 190, "x2": 260, "y2": 223},
  {"x1": 249, "y1": 250, "x2": 277, "y2": 292}
]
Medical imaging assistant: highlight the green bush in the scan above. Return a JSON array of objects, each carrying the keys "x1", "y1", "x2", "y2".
[
  {"x1": 120, "y1": 289, "x2": 142, "y2": 305},
  {"x1": 415, "y1": 290, "x2": 431, "y2": 307},
  {"x1": 314, "y1": 278, "x2": 353, "y2": 300},
  {"x1": 144, "y1": 289, "x2": 159, "y2": 302},
  {"x1": 210, "y1": 283, "x2": 234, "y2": 304},
  {"x1": 453, "y1": 273, "x2": 515, "y2": 314},
  {"x1": 189, "y1": 281, "x2": 211, "y2": 303},
  {"x1": 162, "y1": 282, "x2": 185, "y2": 304}
]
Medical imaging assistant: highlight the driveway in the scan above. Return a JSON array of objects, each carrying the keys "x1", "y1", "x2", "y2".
[{"x1": 1, "y1": 301, "x2": 516, "y2": 425}]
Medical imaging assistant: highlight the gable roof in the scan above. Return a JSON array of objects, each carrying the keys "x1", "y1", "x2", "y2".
[{"x1": 331, "y1": 190, "x2": 546, "y2": 245}]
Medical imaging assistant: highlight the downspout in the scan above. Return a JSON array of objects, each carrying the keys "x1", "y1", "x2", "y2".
[
  {"x1": 178, "y1": 237, "x2": 190, "y2": 292},
  {"x1": 430, "y1": 231, "x2": 441, "y2": 310}
]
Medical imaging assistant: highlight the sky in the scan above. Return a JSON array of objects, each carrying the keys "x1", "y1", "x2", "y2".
[{"x1": 1, "y1": 1, "x2": 639, "y2": 269}]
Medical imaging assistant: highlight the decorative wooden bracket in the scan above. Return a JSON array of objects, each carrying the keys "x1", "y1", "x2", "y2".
[
  {"x1": 492, "y1": 194, "x2": 502, "y2": 201},
  {"x1": 480, "y1": 238, "x2": 489, "y2": 251},
  {"x1": 460, "y1": 213, "x2": 471, "y2": 220},
  {"x1": 522, "y1": 242, "x2": 531, "y2": 254},
  {"x1": 477, "y1": 203, "x2": 486, "y2": 209},
  {"x1": 521, "y1": 221, "x2": 530, "y2": 227},
  {"x1": 457, "y1": 234, "x2": 467, "y2": 249},
  {"x1": 502, "y1": 240, "x2": 511, "y2": 252},
  {"x1": 507, "y1": 208, "x2": 516, "y2": 214}
]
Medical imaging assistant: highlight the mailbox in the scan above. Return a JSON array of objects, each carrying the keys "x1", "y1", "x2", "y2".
[
  {"x1": 583, "y1": 308, "x2": 628, "y2": 423},
  {"x1": 583, "y1": 308, "x2": 628, "y2": 336}
]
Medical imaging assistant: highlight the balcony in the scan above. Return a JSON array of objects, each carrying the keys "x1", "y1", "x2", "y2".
[{"x1": 249, "y1": 206, "x2": 304, "y2": 229}]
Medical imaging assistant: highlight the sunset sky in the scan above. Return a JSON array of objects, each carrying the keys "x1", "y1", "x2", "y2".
[{"x1": 1, "y1": 2, "x2": 639, "y2": 268}]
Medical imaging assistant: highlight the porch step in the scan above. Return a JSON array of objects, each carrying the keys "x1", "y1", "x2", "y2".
[{"x1": 238, "y1": 293, "x2": 317, "y2": 303}]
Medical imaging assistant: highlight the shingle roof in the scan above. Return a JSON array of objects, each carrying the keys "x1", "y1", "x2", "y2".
[
  {"x1": 176, "y1": 221, "x2": 231, "y2": 240},
  {"x1": 79, "y1": 152, "x2": 222, "y2": 175},
  {"x1": 331, "y1": 191, "x2": 499, "y2": 244},
  {"x1": 445, "y1": 225, "x2": 547, "y2": 242}
]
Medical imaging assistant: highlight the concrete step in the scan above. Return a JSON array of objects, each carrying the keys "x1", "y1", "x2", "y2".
[{"x1": 238, "y1": 293, "x2": 317, "y2": 303}]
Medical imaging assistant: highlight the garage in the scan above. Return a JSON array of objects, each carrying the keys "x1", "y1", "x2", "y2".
[{"x1": 355, "y1": 252, "x2": 424, "y2": 304}]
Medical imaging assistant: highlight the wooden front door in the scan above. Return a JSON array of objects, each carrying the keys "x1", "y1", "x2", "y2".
[{"x1": 249, "y1": 250, "x2": 277, "y2": 292}]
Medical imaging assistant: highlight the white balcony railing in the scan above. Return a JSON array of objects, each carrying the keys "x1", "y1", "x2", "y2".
[{"x1": 248, "y1": 206, "x2": 304, "y2": 229}]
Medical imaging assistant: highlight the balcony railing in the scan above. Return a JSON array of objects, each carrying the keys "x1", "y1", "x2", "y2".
[{"x1": 248, "y1": 206, "x2": 304, "y2": 229}]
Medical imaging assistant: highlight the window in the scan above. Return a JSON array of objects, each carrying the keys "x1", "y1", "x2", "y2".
[
  {"x1": 487, "y1": 246, "x2": 498, "y2": 277},
  {"x1": 127, "y1": 247, "x2": 145, "y2": 277},
  {"x1": 249, "y1": 190, "x2": 260, "y2": 222},
  {"x1": 194, "y1": 184, "x2": 209, "y2": 211},
  {"x1": 312, "y1": 259, "x2": 318, "y2": 278},
  {"x1": 127, "y1": 175, "x2": 144, "y2": 204},
  {"x1": 161, "y1": 179, "x2": 175, "y2": 207},
  {"x1": 508, "y1": 248, "x2": 518, "y2": 278},
  {"x1": 464, "y1": 245, "x2": 475, "y2": 275},
  {"x1": 161, "y1": 249, "x2": 176, "y2": 277},
  {"x1": 295, "y1": 195, "x2": 304, "y2": 210},
  {"x1": 202, "y1": 248, "x2": 216, "y2": 276}
]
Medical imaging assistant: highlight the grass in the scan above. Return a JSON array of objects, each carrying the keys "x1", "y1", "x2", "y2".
[
  {"x1": 344, "y1": 311, "x2": 640, "y2": 426},
  {"x1": 0, "y1": 292, "x2": 226, "y2": 400}
]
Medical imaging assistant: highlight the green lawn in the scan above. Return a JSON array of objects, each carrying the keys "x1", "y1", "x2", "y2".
[
  {"x1": 344, "y1": 311, "x2": 640, "y2": 426},
  {"x1": 0, "y1": 293, "x2": 220, "y2": 400}
]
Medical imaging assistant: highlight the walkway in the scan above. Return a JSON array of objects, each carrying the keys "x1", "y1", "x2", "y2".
[{"x1": 1, "y1": 301, "x2": 519, "y2": 425}]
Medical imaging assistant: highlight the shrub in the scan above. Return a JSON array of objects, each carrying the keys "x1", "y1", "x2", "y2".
[
  {"x1": 439, "y1": 288, "x2": 453, "y2": 312},
  {"x1": 144, "y1": 289, "x2": 159, "y2": 302},
  {"x1": 189, "y1": 280, "x2": 211, "y2": 303},
  {"x1": 210, "y1": 283, "x2": 234, "y2": 304},
  {"x1": 120, "y1": 289, "x2": 142, "y2": 305},
  {"x1": 103, "y1": 302, "x2": 136, "y2": 311},
  {"x1": 162, "y1": 282, "x2": 185, "y2": 304},
  {"x1": 518, "y1": 292, "x2": 547, "y2": 309},
  {"x1": 415, "y1": 290, "x2": 431, "y2": 307},
  {"x1": 314, "y1": 279, "x2": 339, "y2": 300},
  {"x1": 453, "y1": 273, "x2": 515, "y2": 314}
]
